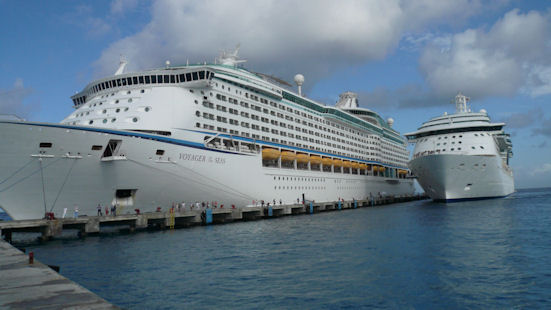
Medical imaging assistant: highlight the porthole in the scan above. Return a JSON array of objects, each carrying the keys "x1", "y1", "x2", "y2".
[
  {"x1": 124, "y1": 107, "x2": 129, "y2": 112},
  {"x1": 145, "y1": 107, "x2": 150, "y2": 112},
  {"x1": 128, "y1": 98, "x2": 133, "y2": 103},
  {"x1": 99, "y1": 102, "x2": 103, "y2": 105},
  {"x1": 89, "y1": 120, "x2": 94, "y2": 124},
  {"x1": 116, "y1": 108, "x2": 120, "y2": 113},
  {"x1": 103, "y1": 119, "x2": 107, "y2": 123},
  {"x1": 132, "y1": 117, "x2": 138, "y2": 123},
  {"x1": 127, "y1": 91, "x2": 131, "y2": 95},
  {"x1": 115, "y1": 100, "x2": 119, "y2": 104},
  {"x1": 141, "y1": 89, "x2": 145, "y2": 93},
  {"x1": 111, "y1": 118, "x2": 116, "y2": 122},
  {"x1": 102, "y1": 109, "x2": 107, "y2": 114}
]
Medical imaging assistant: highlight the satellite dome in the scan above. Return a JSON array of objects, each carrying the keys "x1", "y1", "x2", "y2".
[
  {"x1": 387, "y1": 118, "x2": 394, "y2": 127},
  {"x1": 294, "y1": 74, "x2": 304, "y2": 86},
  {"x1": 479, "y1": 109, "x2": 487, "y2": 114}
]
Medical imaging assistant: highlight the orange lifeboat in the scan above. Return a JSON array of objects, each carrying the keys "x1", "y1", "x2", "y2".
[
  {"x1": 296, "y1": 153, "x2": 310, "y2": 164},
  {"x1": 333, "y1": 159, "x2": 343, "y2": 167},
  {"x1": 343, "y1": 161, "x2": 353, "y2": 168},
  {"x1": 281, "y1": 151, "x2": 296, "y2": 162},
  {"x1": 322, "y1": 157, "x2": 333, "y2": 166},
  {"x1": 351, "y1": 162, "x2": 361, "y2": 169},
  {"x1": 359, "y1": 164, "x2": 368, "y2": 170},
  {"x1": 310, "y1": 156, "x2": 322, "y2": 164},
  {"x1": 262, "y1": 148, "x2": 281, "y2": 160}
]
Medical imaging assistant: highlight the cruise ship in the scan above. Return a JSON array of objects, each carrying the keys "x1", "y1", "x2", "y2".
[
  {"x1": 0, "y1": 48, "x2": 414, "y2": 220},
  {"x1": 405, "y1": 93, "x2": 514, "y2": 202}
]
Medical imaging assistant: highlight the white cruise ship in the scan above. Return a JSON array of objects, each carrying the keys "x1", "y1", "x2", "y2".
[
  {"x1": 405, "y1": 93, "x2": 514, "y2": 202},
  {"x1": 0, "y1": 48, "x2": 414, "y2": 220}
]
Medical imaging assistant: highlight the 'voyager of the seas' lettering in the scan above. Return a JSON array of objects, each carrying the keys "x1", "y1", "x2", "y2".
[{"x1": 0, "y1": 48, "x2": 414, "y2": 220}]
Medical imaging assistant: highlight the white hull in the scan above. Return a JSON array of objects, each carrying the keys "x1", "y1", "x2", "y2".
[
  {"x1": 410, "y1": 154, "x2": 514, "y2": 201},
  {"x1": 0, "y1": 121, "x2": 414, "y2": 220}
]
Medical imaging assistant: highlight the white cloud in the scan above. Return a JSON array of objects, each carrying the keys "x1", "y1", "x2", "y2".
[
  {"x1": 419, "y1": 9, "x2": 551, "y2": 99},
  {"x1": 531, "y1": 163, "x2": 551, "y2": 176},
  {"x1": 110, "y1": 0, "x2": 139, "y2": 15},
  {"x1": 0, "y1": 79, "x2": 34, "y2": 119},
  {"x1": 93, "y1": 0, "x2": 486, "y2": 85}
]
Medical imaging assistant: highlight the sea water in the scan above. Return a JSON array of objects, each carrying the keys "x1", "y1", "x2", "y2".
[{"x1": 10, "y1": 188, "x2": 551, "y2": 309}]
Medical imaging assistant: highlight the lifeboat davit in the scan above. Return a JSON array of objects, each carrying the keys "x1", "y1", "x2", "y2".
[
  {"x1": 281, "y1": 151, "x2": 296, "y2": 162},
  {"x1": 262, "y1": 148, "x2": 281, "y2": 160}
]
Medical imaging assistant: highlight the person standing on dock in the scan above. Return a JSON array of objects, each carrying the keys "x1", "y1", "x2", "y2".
[
  {"x1": 73, "y1": 205, "x2": 79, "y2": 218},
  {"x1": 97, "y1": 204, "x2": 102, "y2": 216}
]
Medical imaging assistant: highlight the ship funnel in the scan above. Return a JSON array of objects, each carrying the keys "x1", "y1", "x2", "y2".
[
  {"x1": 336, "y1": 92, "x2": 359, "y2": 109},
  {"x1": 115, "y1": 55, "x2": 127, "y2": 76}
]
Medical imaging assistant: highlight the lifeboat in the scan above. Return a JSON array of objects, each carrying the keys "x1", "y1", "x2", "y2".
[
  {"x1": 351, "y1": 162, "x2": 360, "y2": 169},
  {"x1": 281, "y1": 151, "x2": 296, "y2": 162},
  {"x1": 262, "y1": 148, "x2": 281, "y2": 160},
  {"x1": 296, "y1": 153, "x2": 310, "y2": 164},
  {"x1": 359, "y1": 164, "x2": 368, "y2": 170},
  {"x1": 342, "y1": 161, "x2": 352, "y2": 168},
  {"x1": 310, "y1": 156, "x2": 322, "y2": 164},
  {"x1": 322, "y1": 157, "x2": 333, "y2": 166},
  {"x1": 333, "y1": 159, "x2": 343, "y2": 167},
  {"x1": 379, "y1": 166, "x2": 386, "y2": 172}
]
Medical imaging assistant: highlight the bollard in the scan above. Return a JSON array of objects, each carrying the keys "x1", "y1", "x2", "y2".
[{"x1": 29, "y1": 251, "x2": 34, "y2": 264}]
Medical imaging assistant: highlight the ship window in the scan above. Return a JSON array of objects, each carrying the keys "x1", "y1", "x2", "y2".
[
  {"x1": 151, "y1": 75, "x2": 157, "y2": 83},
  {"x1": 103, "y1": 119, "x2": 108, "y2": 123},
  {"x1": 103, "y1": 109, "x2": 107, "y2": 113},
  {"x1": 128, "y1": 98, "x2": 132, "y2": 103},
  {"x1": 179, "y1": 74, "x2": 185, "y2": 82},
  {"x1": 133, "y1": 117, "x2": 138, "y2": 122},
  {"x1": 193, "y1": 72, "x2": 198, "y2": 80},
  {"x1": 199, "y1": 71, "x2": 205, "y2": 79},
  {"x1": 91, "y1": 145, "x2": 102, "y2": 151},
  {"x1": 156, "y1": 149, "x2": 165, "y2": 155},
  {"x1": 145, "y1": 76, "x2": 150, "y2": 84},
  {"x1": 89, "y1": 120, "x2": 94, "y2": 124},
  {"x1": 116, "y1": 108, "x2": 120, "y2": 113},
  {"x1": 471, "y1": 146, "x2": 475, "y2": 149},
  {"x1": 138, "y1": 76, "x2": 144, "y2": 84},
  {"x1": 474, "y1": 133, "x2": 478, "y2": 136},
  {"x1": 111, "y1": 118, "x2": 116, "y2": 122},
  {"x1": 157, "y1": 75, "x2": 163, "y2": 83},
  {"x1": 124, "y1": 107, "x2": 129, "y2": 111},
  {"x1": 186, "y1": 73, "x2": 192, "y2": 81},
  {"x1": 127, "y1": 77, "x2": 132, "y2": 85},
  {"x1": 480, "y1": 146, "x2": 484, "y2": 149},
  {"x1": 170, "y1": 75, "x2": 175, "y2": 83},
  {"x1": 164, "y1": 75, "x2": 169, "y2": 83},
  {"x1": 39, "y1": 142, "x2": 52, "y2": 148},
  {"x1": 133, "y1": 77, "x2": 138, "y2": 84}
]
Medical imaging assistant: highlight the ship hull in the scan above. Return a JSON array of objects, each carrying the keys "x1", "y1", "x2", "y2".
[
  {"x1": 409, "y1": 154, "x2": 514, "y2": 202},
  {"x1": 0, "y1": 121, "x2": 415, "y2": 220}
]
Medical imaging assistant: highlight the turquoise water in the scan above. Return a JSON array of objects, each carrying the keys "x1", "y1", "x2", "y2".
[{"x1": 12, "y1": 188, "x2": 551, "y2": 309}]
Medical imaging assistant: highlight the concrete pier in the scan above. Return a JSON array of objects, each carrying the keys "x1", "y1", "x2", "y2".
[
  {"x1": 0, "y1": 239, "x2": 117, "y2": 309},
  {"x1": 1, "y1": 195, "x2": 426, "y2": 242}
]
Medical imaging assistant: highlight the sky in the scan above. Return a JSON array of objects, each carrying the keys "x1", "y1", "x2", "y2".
[{"x1": 0, "y1": 0, "x2": 550, "y2": 189}]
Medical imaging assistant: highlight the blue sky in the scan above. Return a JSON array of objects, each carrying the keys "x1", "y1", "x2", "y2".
[{"x1": 1, "y1": 0, "x2": 550, "y2": 189}]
